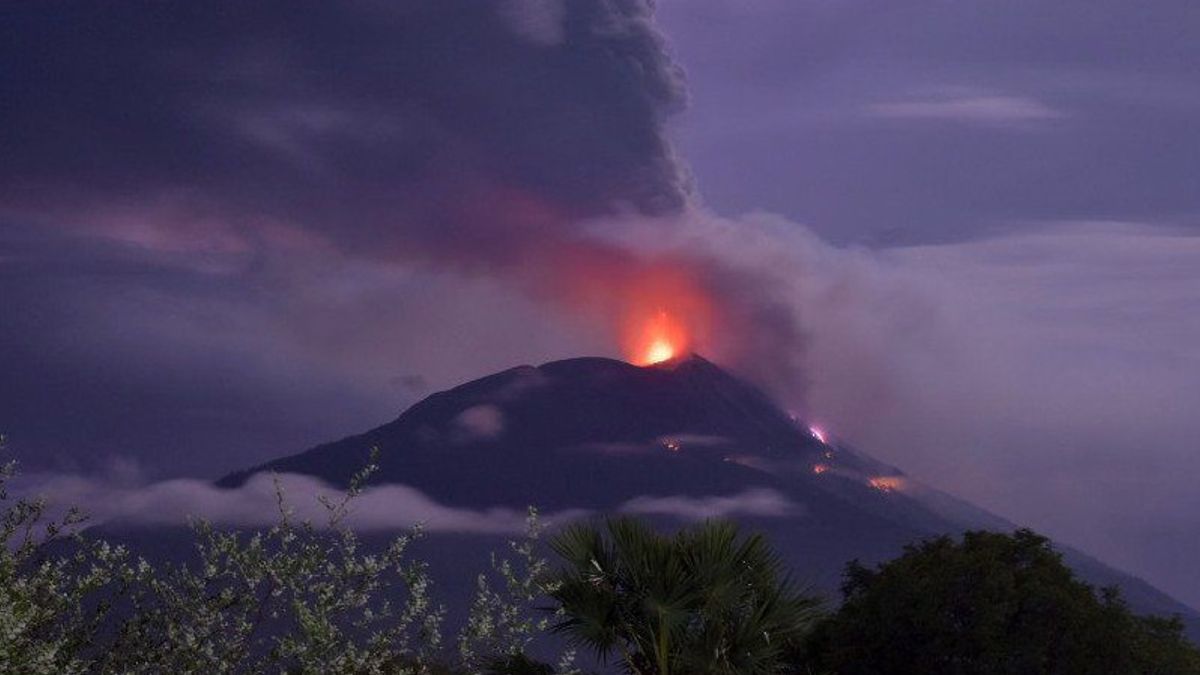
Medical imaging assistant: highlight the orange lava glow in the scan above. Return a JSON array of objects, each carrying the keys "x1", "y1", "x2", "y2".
[
  {"x1": 812, "y1": 463, "x2": 830, "y2": 475},
  {"x1": 645, "y1": 337, "x2": 676, "y2": 364},
  {"x1": 868, "y1": 476, "x2": 906, "y2": 493},
  {"x1": 617, "y1": 265, "x2": 713, "y2": 367},
  {"x1": 632, "y1": 310, "x2": 687, "y2": 365}
]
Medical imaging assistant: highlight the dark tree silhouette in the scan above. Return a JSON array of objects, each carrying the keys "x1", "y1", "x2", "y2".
[
  {"x1": 547, "y1": 518, "x2": 822, "y2": 674},
  {"x1": 806, "y1": 529, "x2": 1200, "y2": 674}
]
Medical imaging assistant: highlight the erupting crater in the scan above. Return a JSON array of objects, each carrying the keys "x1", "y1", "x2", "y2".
[{"x1": 626, "y1": 309, "x2": 692, "y2": 366}]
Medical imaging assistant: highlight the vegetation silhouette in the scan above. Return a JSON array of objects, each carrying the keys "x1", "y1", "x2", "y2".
[{"x1": 806, "y1": 529, "x2": 1200, "y2": 674}]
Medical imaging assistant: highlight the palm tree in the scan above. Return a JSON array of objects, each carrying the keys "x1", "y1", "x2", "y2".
[{"x1": 546, "y1": 518, "x2": 822, "y2": 674}]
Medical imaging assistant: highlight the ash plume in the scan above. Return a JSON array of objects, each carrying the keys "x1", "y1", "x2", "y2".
[{"x1": 1, "y1": 0, "x2": 809, "y2": 400}]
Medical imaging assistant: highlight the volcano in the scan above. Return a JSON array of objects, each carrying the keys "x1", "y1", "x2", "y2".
[{"x1": 219, "y1": 354, "x2": 1199, "y2": 635}]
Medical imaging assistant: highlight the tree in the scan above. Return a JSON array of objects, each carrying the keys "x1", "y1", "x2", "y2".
[
  {"x1": 0, "y1": 438, "x2": 576, "y2": 675},
  {"x1": 547, "y1": 517, "x2": 822, "y2": 675},
  {"x1": 0, "y1": 435, "x2": 136, "y2": 675},
  {"x1": 458, "y1": 508, "x2": 579, "y2": 675},
  {"x1": 99, "y1": 456, "x2": 447, "y2": 674},
  {"x1": 805, "y1": 529, "x2": 1200, "y2": 674},
  {"x1": 0, "y1": 441, "x2": 449, "y2": 674}
]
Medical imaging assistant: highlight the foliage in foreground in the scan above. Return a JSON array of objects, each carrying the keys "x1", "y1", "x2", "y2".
[
  {"x1": 0, "y1": 444, "x2": 569, "y2": 675},
  {"x1": 98, "y1": 461, "x2": 447, "y2": 674},
  {"x1": 805, "y1": 528, "x2": 1200, "y2": 675},
  {"x1": 0, "y1": 448, "x2": 130, "y2": 673},
  {"x1": 1, "y1": 440, "x2": 820, "y2": 675},
  {"x1": 548, "y1": 517, "x2": 823, "y2": 674}
]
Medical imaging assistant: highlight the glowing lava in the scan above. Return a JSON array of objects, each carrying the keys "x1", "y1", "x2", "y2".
[
  {"x1": 617, "y1": 265, "x2": 713, "y2": 366},
  {"x1": 629, "y1": 309, "x2": 689, "y2": 365},
  {"x1": 645, "y1": 338, "x2": 676, "y2": 364},
  {"x1": 868, "y1": 476, "x2": 906, "y2": 493}
]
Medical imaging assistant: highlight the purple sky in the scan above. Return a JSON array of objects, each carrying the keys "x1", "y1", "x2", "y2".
[{"x1": 2, "y1": 1, "x2": 1199, "y2": 607}]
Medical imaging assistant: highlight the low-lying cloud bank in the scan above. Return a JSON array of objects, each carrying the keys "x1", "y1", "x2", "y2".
[{"x1": 15, "y1": 471, "x2": 798, "y2": 534}]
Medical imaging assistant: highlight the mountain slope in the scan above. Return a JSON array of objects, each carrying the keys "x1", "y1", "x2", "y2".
[{"x1": 218, "y1": 354, "x2": 1200, "y2": 636}]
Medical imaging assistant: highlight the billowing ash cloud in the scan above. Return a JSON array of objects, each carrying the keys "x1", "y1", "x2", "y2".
[
  {"x1": 2, "y1": 0, "x2": 689, "y2": 240},
  {"x1": 0, "y1": 0, "x2": 809, "y2": 410}
]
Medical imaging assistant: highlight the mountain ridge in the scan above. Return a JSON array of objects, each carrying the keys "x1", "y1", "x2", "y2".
[{"x1": 216, "y1": 354, "x2": 1200, "y2": 637}]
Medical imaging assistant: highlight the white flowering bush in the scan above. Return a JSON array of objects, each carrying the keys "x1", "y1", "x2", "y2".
[
  {"x1": 98, "y1": 455, "x2": 446, "y2": 675},
  {"x1": 0, "y1": 442, "x2": 570, "y2": 675},
  {"x1": 0, "y1": 436, "x2": 136, "y2": 675},
  {"x1": 457, "y1": 508, "x2": 577, "y2": 675}
]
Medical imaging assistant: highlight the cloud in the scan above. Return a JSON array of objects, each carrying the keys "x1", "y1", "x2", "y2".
[
  {"x1": 866, "y1": 94, "x2": 1065, "y2": 127},
  {"x1": 0, "y1": 222, "x2": 605, "y2": 476},
  {"x1": 1, "y1": 0, "x2": 690, "y2": 254},
  {"x1": 16, "y1": 471, "x2": 589, "y2": 534},
  {"x1": 620, "y1": 487, "x2": 801, "y2": 519},
  {"x1": 795, "y1": 220, "x2": 1200, "y2": 608},
  {"x1": 499, "y1": 0, "x2": 567, "y2": 46},
  {"x1": 603, "y1": 211, "x2": 1200, "y2": 606},
  {"x1": 452, "y1": 404, "x2": 506, "y2": 443},
  {"x1": 16, "y1": 471, "x2": 801, "y2": 533}
]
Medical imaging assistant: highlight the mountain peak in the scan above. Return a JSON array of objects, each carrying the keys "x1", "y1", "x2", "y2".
[{"x1": 218, "y1": 353, "x2": 822, "y2": 493}]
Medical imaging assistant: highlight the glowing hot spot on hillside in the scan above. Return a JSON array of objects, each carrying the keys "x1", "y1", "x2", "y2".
[{"x1": 869, "y1": 476, "x2": 906, "y2": 493}]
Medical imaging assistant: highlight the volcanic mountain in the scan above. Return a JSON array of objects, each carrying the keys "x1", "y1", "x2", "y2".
[{"x1": 219, "y1": 354, "x2": 1200, "y2": 634}]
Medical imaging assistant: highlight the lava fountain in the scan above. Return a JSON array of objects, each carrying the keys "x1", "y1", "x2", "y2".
[
  {"x1": 606, "y1": 261, "x2": 716, "y2": 366},
  {"x1": 631, "y1": 310, "x2": 687, "y2": 365}
]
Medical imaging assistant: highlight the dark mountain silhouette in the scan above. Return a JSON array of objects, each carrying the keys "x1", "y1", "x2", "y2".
[{"x1": 219, "y1": 354, "x2": 1200, "y2": 637}]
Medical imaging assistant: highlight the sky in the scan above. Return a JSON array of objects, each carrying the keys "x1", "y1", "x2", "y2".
[{"x1": 2, "y1": 1, "x2": 1199, "y2": 607}]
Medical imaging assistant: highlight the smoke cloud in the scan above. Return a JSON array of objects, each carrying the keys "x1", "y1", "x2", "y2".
[{"x1": 1, "y1": 0, "x2": 809, "y2": 402}]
